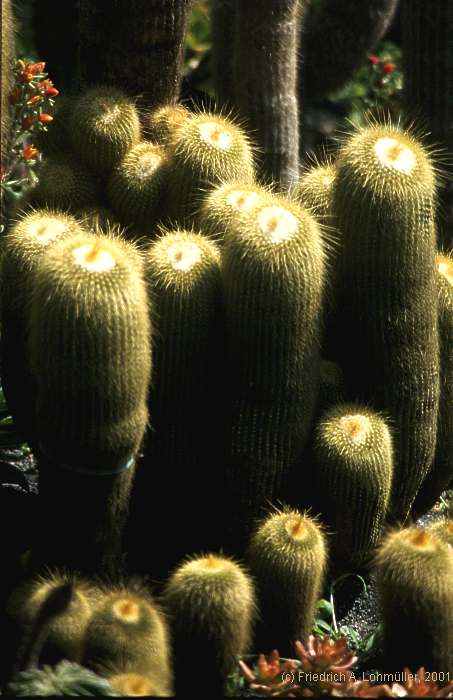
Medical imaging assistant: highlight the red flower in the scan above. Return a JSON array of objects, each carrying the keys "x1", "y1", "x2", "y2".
[
  {"x1": 383, "y1": 62, "x2": 396, "y2": 74},
  {"x1": 26, "y1": 61, "x2": 46, "y2": 75},
  {"x1": 368, "y1": 55, "x2": 380, "y2": 65},
  {"x1": 38, "y1": 113, "x2": 53, "y2": 124},
  {"x1": 44, "y1": 86, "x2": 59, "y2": 97},
  {"x1": 22, "y1": 144, "x2": 39, "y2": 160},
  {"x1": 27, "y1": 95, "x2": 43, "y2": 105},
  {"x1": 20, "y1": 71, "x2": 34, "y2": 83}
]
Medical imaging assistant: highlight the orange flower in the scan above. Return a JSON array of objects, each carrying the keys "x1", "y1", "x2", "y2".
[
  {"x1": 27, "y1": 95, "x2": 43, "y2": 105},
  {"x1": 38, "y1": 113, "x2": 53, "y2": 123},
  {"x1": 22, "y1": 144, "x2": 39, "y2": 160},
  {"x1": 26, "y1": 62, "x2": 46, "y2": 75},
  {"x1": 44, "y1": 86, "x2": 59, "y2": 97},
  {"x1": 20, "y1": 71, "x2": 34, "y2": 83},
  {"x1": 383, "y1": 62, "x2": 396, "y2": 74}
]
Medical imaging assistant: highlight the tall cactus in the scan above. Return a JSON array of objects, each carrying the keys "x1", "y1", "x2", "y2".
[
  {"x1": 232, "y1": 0, "x2": 302, "y2": 188},
  {"x1": 332, "y1": 123, "x2": 439, "y2": 524},
  {"x1": 1, "y1": 0, "x2": 14, "y2": 177},
  {"x1": 222, "y1": 194, "x2": 325, "y2": 547},
  {"x1": 28, "y1": 231, "x2": 152, "y2": 575},
  {"x1": 77, "y1": 0, "x2": 193, "y2": 109}
]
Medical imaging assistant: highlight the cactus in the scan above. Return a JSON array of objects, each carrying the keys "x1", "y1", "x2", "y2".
[
  {"x1": 0, "y1": 209, "x2": 83, "y2": 446},
  {"x1": 412, "y1": 253, "x2": 453, "y2": 516},
  {"x1": 128, "y1": 231, "x2": 224, "y2": 577},
  {"x1": 75, "y1": 205, "x2": 119, "y2": 234},
  {"x1": 428, "y1": 519, "x2": 453, "y2": 548},
  {"x1": 77, "y1": 0, "x2": 194, "y2": 108},
  {"x1": 164, "y1": 111, "x2": 255, "y2": 223},
  {"x1": 6, "y1": 573, "x2": 97, "y2": 666},
  {"x1": 30, "y1": 154, "x2": 98, "y2": 212},
  {"x1": 106, "y1": 142, "x2": 168, "y2": 234},
  {"x1": 221, "y1": 194, "x2": 325, "y2": 545},
  {"x1": 198, "y1": 181, "x2": 272, "y2": 243},
  {"x1": 317, "y1": 360, "x2": 344, "y2": 416},
  {"x1": 145, "y1": 103, "x2": 190, "y2": 145},
  {"x1": 332, "y1": 123, "x2": 439, "y2": 524},
  {"x1": 375, "y1": 527, "x2": 453, "y2": 674},
  {"x1": 82, "y1": 587, "x2": 172, "y2": 694},
  {"x1": 232, "y1": 0, "x2": 301, "y2": 187},
  {"x1": 1, "y1": 0, "x2": 14, "y2": 179},
  {"x1": 69, "y1": 87, "x2": 141, "y2": 173},
  {"x1": 211, "y1": 0, "x2": 237, "y2": 108},
  {"x1": 108, "y1": 673, "x2": 168, "y2": 697},
  {"x1": 292, "y1": 161, "x2": 336, "y2": 222},
  {"x1": 7, "y1": 662, "x2": 115, "y2": 697},
  {"x1": 312, "y1": 404, "x2": 393, "y2": 568},
  {"x1": 246, "y1": 509, "x2": 327, "y2": 657},
  {"x1": 161, "y1": 554, "x2": 255, "y2": 696},
  {"x1": 28, "y1": 231, "x2": 152, "y2": 574}
]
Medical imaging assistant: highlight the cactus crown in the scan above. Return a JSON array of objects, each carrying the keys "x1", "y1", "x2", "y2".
[
  {"x1": 375, "y1": 527, "x2": 452, "y2": 571},
  {"x1": 146, "y1": 103, "x2": 190, "y2": 144},
  {"x1": 438, "y1": 253, "x2": 453, "y2": 287},
  {"x1": 250, "y1": 508, "x2": 326, "y2": 560},
  {"x1": 317, "y1": 403, "x2": 392, "y2": 455},
  {"x1": 109, "y1": 673, "x2": 161, "y2": 697},
  {"x1": 32, "y1": 155, "x2": 97, "y2": 210}
]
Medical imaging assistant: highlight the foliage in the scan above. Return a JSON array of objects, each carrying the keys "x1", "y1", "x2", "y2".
[{"x1": 7, "y1": 661, "x2": 116, "y2": 696}]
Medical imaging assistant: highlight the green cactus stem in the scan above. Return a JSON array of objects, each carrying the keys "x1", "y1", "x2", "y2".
[
  {"x1": 428, "y1": 519, "x2": 453, "y2": 548},
  {"x1": 28, "y1": 231, "x2": 152, "y2": 575},
  {"x1": 0, "y1": 209, "x2": 83, "y2": 447},
  {"x1": 145, "y1": 103, "x2": 190, "y2": 145},
  {"x1": 375, "y1": 527, "x2": 453, "y2": 674},
  {"x1": 332, "y1": 123, "x2": 439, "y2": 524},
  {"x1": 292, "y1": 161, "x2": 336, "y2": 222},
  {"x1": 412, "y1": 253, "x2": 453, "y2": 516},
  {"x1": 232, "y1": 0, "x2": 301, "y2": 188},
  {"x1": 246, "y1": 509, "x2": 327, "y2": 657},
  {"x1": 312, "y1": 404, "x2": 393, "y2": 568},
  {"x1": 106, "y1": 141, "x2": 168, "y2": 235},
  {"x1": 77, "y1": 1, "x2": 193, "y2": 108},
  {"x1": 82, "y1": 587, "x2": 172, "y2": 694},
  {"x1": 221, "y1": 194, "x2": 325, "y2": 546},
  {"x1": 162, "y1": 554, "x2": 255, "y2": 696},
  {"x1": 69, "y1": 87, "x2": 141, "y2": 173},
  {"x1": 30, "y1": 154, "x2": 98, "y2": 212},
  {"x1": 35, "y1": 95, "x2": 74, "y2": 156},
  {"x1": 164, "y1": 111, "x2": 255, "y2": 224}
]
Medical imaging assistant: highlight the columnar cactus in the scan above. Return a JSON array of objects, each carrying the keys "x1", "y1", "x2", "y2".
[
  {"x1": 82, "y1": 587, "x2": 172, "y2": 694},
  {"x1": 292, "y1": 160, "x2": 336, "y2": 222},
  {"x1": 0, "y1": 0, "x2": 14, "y2": 179},
  {"x1": 164, "y1": 111, "x2": 254, "y2": 223},
  {"x1": 0, "y1": 209, "x2": 83, "y2": 446},
  {"x1": 413, "y1": 253, "x2": 453, "y2": 515},
  {"x1": 232, "y1": 0, "x2": 301, "y2": 188},
  {"x1": 312, "y1": 404, "x2": 393, "y2": 568},
  {"x1": 107, "y1": 142, "x2": 168, "y2": 234},
  {"x1": 332, "y1": 123, "x2": 439, "y2": 523},
  {"x1": 162, "y1": 554, "x2": 255, "y2": 696},
  {"x1": 221, "y1": 194, "x2": 325, "y2": 545},
  {"x1": 69, "y1": 87, "x2": 141, "y2": 173},
  {"x1": 129, "y1": 231, "x2": 224, "y2": 577},
  {"x1": 246, "y1": 509, "x2": 327, "y2": 657},
  {"x1": 375, "y1": 527, "x2": 453, "y2": 675},
  {"x1": 28, "y1": 231, "x2": 152, "y2": 574}
]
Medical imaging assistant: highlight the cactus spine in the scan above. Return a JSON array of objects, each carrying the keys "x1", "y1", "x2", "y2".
[
  {"x1": 165, "y1": 111, "x2": 254, "y2": 223},
  {"x1": 162, "y1": 554, "x2": 255, "y2": 696},
  {"x1": 412, "y1": 253, "x2": 453, "y2": 515},
  {"x1": 69, "y1": 87, "x2": 141, "y2": 173},
  {"x1": 232, "y1": 0, "x2": 301, "y2": 187},
  {"x1": 332, "y1": 123, "x2": 439, "y2": 524},
  {"x1": 428, "y1": 519, "x2": 453, "y2": 548},
  {"x1": 0, "y1": 209, "x2": 83, "y2": 446},
  {"x1": 145, "y1": 103, "x2": 190, "y2": 146},
  {"x1": 221, "y1": 194, "x2": 325, "y2": 545},
  {"x1": 375, "y1": 527, "x2": 453, "y2": 674},
  {"x1": 293, "y1": 161, "x2": 336, "y2": 222},
  {"x1": 82, "y1": 588, "x2": 172, "y2": 694},
  {"x1": 106, "y1": 142, "x2": 168, "y2": 234},
  {"x1": 108, "y1": 673, "x2": 167, "y2": 697},
  {"x1": 246, "y1": 509, "x2": 327, "y2": 657},
  {"x1": 28, "y1": 231, "x2": 152, "y2": 574},
  {"x1": 313, "y1": 404, "x2": 393, "y2": 568},
  {"x1": 31, "y1": 154, "x2": 98, "y2": 212},
  {"x1": 129, "y1": 231, "x2": 224, "y2": 577}
]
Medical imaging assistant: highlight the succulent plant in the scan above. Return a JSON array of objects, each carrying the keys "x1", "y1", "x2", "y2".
[{"x1": 7, "y1": 661, "x2": 115, "y2": 696}]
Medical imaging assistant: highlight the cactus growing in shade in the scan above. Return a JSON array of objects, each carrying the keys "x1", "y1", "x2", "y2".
[
  {"x1": 246, "y1": 509, "x2": 327, "y2": 658},
  {"x1": 413, "y1": 253, "x2": 453, "y2": 516},
  {"x1": 232, "y1": 0, "x2": 301, "y2": 187},
  {"x1": 332, "y1": 122, "x2": 439, "y2": 524},
  {"x1": 106, "y1": 142, "x2": 168, "y2": 234},
  {"x1": 129, "y1": 231, "x2": 224, "y2": 577},
  {"x1": 293, "y1": 161, "x2": 336, "y2": 222},
  {"x1": 312, "y1": 404, "x2": 393, "y2": 568},
  {"x1": 69, "y1": 87, "x2": 141, "y2": 173},
  {"x1": 145, "y1": 103, "x2": 190, "y2": 145},
  {"x1": 198, "y1": 181, "x2": 272, "y2": 243},
  {"x1": 164, "y1": 111, "x2": 255, "y2": 223},
  {"x1": 75, "y1": 206, "x2": 119, "y2": 234},
  {"x1": 82, "y1": 587, "x2": 172, "y2": 694},
  {"x1": 428, "y1": 519, "x2": 453, "y2": 548},
  {"x1": 161, "y1": 554, "x2": 255, "y2": 696},
  {"x1": 6, "y1": 572, "x2": 96, "y2": 666},
  {"x1": 0, "y1": 209, "x2": 83, "y2": 446},
  {"x1": 375, "y1": 527, "x2": 453, "y2": 675},
  {"x1": 35, "y1": 95, "x2": 73, "y2": 156},
  {"x1": 30, "y1": 154, "x2": 98, "y2": 212},
  {"x1": 221, "y1": 194, "x2": 325, "y2": 545},
  {"x1": 317, "y1": 360, "x2": 344, "y2": 417},
  {"x1": 28, "y1": 231, "x2": 152, "y2": 574}
]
